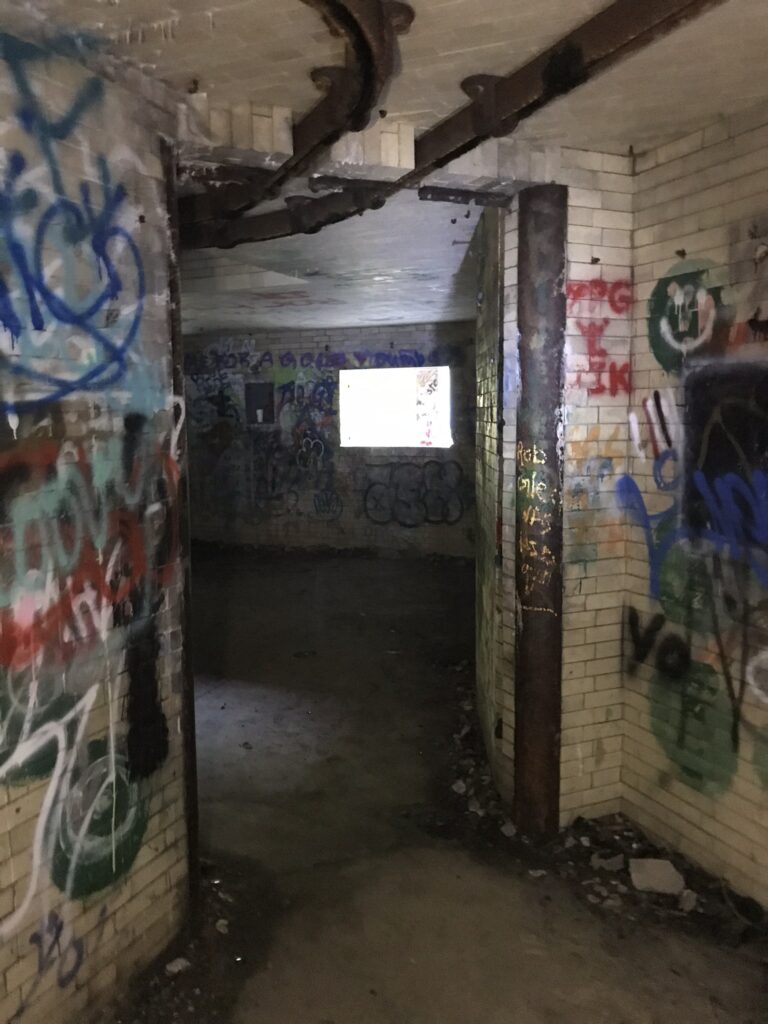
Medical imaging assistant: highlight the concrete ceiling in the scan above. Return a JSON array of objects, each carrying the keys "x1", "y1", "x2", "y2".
[
  {"x1": 22, "y1": 0, "x2": 768, "y2": 333},
  {"x1": 514, "y1": 0, "x2": 768, "y2": 154},
  {"x1": 180, "y1": 190, "x2": 482, "y2": 332},
  {"x1": 20, "y1": 0, "x2": 768, "y2": 152},
  {"x1": 27, "y1": 0, "x2": 614, "y2": 129}
]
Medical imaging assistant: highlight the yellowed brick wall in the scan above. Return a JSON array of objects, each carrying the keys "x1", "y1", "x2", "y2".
[
  {"x1": 560, "y1": 153, "x2": 635, "y2": 822},
  {"x1": 496, "y1": 197, "x2": 518, "y2": 799},
  {"x1": 474, "y1": 211, "x2": 504, "y2": 761},
  {"x1": 488, "y1": 130, "x2": 768, "y2": 907},
  {"x1": 0, "y1": 31, "x2": 188, "y2": 1023},
  {"x1": 623, "y1": 104, "x2": 768, "y2": 907}
]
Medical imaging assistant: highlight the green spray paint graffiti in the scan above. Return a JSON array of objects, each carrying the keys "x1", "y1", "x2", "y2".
[
  {"x1": 621, "y1": 366, "x2": 768, "y2": 796},
  {"x1": 648, "y1": 260, "x2": 727, "y2": 373},
  {"x1": 650, "y1": 661, "x2": 737, "y2": 797},
  {"x1": 46, "y1": 738, "x2": 148, "y2": 900}
]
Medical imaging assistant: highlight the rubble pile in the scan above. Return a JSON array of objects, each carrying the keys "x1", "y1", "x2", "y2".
[{"x1": 444, "y1": 676, "x2": 768, "y2": 947}]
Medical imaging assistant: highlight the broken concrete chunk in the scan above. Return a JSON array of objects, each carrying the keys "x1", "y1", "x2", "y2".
[
  {"x1": 500, "y1": 820, "x2": 516, "y2": 838},
  {"x1": 165, "y1": 958, "x2": 192, "y2": 977},
  {"x1": 451, "y1": 780, "x2": 467, "y2": 795},
  {"x1": 629, "y1": 858, "x2": 685, "y2": 895},
  {"x1": 467, "y1": 797, "x2": 484, "y2": 816},
  {"x1": 679, "y1": 889, "x2": 698, "y2": 913},
  {"x1": 215, "y1": 919, "x2": 229, "y2": 935},
  {"x1": 590, "y1": 852, "x2": 624, "y2": 873}
]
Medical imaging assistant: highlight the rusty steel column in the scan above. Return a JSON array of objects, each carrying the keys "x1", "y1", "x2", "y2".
[{"x1": 514, "y1": 184, "x2": 567, "y2": 838}]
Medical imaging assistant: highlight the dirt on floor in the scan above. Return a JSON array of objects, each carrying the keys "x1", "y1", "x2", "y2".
[{"x1": 104, "y1": 548, "x2": 768, "y2": 1024}]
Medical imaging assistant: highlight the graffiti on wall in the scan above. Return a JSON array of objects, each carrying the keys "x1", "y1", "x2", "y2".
[
  {"x1": 568, "y1": 278, "x2": 633, "y2": 397},
  {"x1": 187, "y1": 359, "x2": 343, "y2": 523},
  {"x1": 184, "y1": 342, "x2": 466, "y2": 383},
  {"x1": 648, "y1": 233, "x2": 768, "y2": 373},
  {"x1": 363, "y1": 460, "x2": 468, "y2": 528},
  {"x1": 185, "y1": 336, "x2": 474, "y2": 537},
  {"x1": 0, "y1": 33, "x2": 147, "y2": 412},
  {"x1": 0, "y1": 31, "x2": 179, "y2": 1016},
  {"x1": 617, "y1": 364, "x2": 768, "y2": 794}
]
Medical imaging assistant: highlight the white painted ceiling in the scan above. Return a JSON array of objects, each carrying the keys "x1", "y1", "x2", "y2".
[{"x1": 181, "y1": 190, "x2": 482, "y2": 332}]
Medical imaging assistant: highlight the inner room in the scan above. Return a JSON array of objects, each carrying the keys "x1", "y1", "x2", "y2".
[{"x1": 181, "y1": 189, "x2": 481, "y2": 871}]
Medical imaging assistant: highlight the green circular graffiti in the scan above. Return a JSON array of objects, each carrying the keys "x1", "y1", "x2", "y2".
[
  {"x1": 46, "y1": 738, "x2": 148, "y2": 899},
  {"x1": 647, "y1": 260, "x2": 727, "y2": 373},
  {"x1": 650, "y1": 660, "x2": 736, "y2": 796},
  {"x1": 658, "y1": 543, "x2": 714, "y2": 634}
]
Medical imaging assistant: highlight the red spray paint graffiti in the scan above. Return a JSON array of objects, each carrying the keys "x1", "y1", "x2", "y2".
[
  {"x1": 0, "y1": 437, "x2": 180, "y2": 671},
  {"x1": 568, "y1": 279, "x2": 633, "y2": 397}
]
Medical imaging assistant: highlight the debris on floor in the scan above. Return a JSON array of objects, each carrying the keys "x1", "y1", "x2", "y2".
[
  {"x1": 629, "y1": 857, "x2": 685, "y2": 896},
  {"x1": 590, "y1": 852, "x2": 623, "y2": 872},
  {"x1": 436, "y1": 675, "x2": 768, "y2": 948},
  {"x1": 164, "y1": 958, "x2": 191, "y2": 978}
]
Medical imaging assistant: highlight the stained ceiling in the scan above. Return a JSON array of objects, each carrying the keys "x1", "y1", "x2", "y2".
[
  {"x1": 513, "y1": 0, "x2": 768, "y2": 153},
  {"x1": 181, "y1": 190, "x2": 482, "y2": 332},
  {"x1": 19, "y1": 0, "x2": 768, "y2": 331},
  {"x1": 27, "y1": 0, "x2": 614, "y2": 128}
]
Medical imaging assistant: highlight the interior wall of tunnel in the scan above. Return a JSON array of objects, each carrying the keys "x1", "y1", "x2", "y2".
[{"x1": 0, "y1": 30, "x2": 190, "y2": 1024}]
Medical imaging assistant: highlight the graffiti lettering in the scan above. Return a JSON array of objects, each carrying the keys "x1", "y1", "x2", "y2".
[
  {"x1": 569, "y1": 279, "x2": 632, "y2": 398},
  {"x1": 566, "y1": 278, "x2": 633, "y2": 316},
  {"x1": 184, "y1": 345, "x2": 453, "y2": 382},
  {"x1": 0, "y1": 34, "x2": 146, "y2": 411},
  {"x1": 620, "y1": 367, "x2": 768, "y2": 795},
  {"x1": 364, "y1": 461, "x2": 468, "y2": 528}
]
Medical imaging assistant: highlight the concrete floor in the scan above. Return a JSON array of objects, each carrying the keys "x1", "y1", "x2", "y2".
[{"x1": 191, "y1": 548, "x2": 766, "y2": 1024}]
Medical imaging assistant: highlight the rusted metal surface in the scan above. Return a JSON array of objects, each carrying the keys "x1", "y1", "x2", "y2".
[
  {"x1": 179, "y1": 0, "x2": 413, "y2": 230},
  {"x1": 181, "y1": 0, "x2": 725, "y2": 249},
  {"x1": 513, "y1": 185, "x2": 567, "y2": 839},
  {"x1": 417, "y1": 185, "x2": 511, "y2": 208}
]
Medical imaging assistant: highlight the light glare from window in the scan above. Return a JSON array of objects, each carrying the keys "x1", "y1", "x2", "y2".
[{"x1": 340, "y1": 366, "x2": 453, "y2": 448}]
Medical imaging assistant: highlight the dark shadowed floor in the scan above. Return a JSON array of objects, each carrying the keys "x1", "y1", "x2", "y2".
[
  {"x1": 108, "y1": 546, "x2": 766, "y2": 1024},
  {"x1": 193, "y1": 548, "x2": 470, "y2": 875}
]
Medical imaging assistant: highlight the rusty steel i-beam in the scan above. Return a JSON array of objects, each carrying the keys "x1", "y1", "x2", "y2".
[
  {"x1": 514, "y1": 184, "x2": 567, "y2": 840},
  {"x1": 181, "y1": 0, "x2": 727, "y2": 249}
]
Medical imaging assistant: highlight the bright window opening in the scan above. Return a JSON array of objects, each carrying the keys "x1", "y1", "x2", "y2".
[{"x1": 340, "y1": 366, "x2": 453, "y2": 448}]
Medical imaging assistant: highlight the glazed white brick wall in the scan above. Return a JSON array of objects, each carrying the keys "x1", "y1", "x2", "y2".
[
  {"x1": 475, "y1": 211, "x2": 504, "y2": 764},
  {"x1": 559, "y1": 159, "x2": 634, "y2": 823},
  {"x1": 624, "y1": 103, "x2": 768, "y2": 909},
  {"x1": 0, "y1": 33, "x2": 188, "y2": 1024}
]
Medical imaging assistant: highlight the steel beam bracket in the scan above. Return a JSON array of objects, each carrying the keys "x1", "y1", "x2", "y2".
[
  {"x1": 179, "y1": 0, "x2": 414, "y2": 228},
  {"x1": 460, "y1": 74, "x2": 511, "y2": 139}
]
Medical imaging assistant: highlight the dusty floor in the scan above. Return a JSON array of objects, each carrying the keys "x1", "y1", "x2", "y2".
[{"x1": 114, "y1": 547, "x2": 766, "y2": 1024}]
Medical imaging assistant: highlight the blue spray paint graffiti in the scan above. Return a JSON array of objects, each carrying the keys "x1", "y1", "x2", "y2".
[
  {"x1": 616, "y1": 461, "x2": 768, "y2": 598},
  {"x1": 618, "y1": 369, "x2": 768, "y2": 794},
  {"x1": 0, "y1": 33, "x2": 145, "y2": 412}
]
